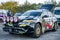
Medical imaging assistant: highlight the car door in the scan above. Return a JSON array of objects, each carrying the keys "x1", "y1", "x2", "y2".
[
  {"x1": 41, "y1": 11, "x2": 52, "y2": 30},
  {"x1": 47, "y1": 12, "x2": 54, "y2": 28}
]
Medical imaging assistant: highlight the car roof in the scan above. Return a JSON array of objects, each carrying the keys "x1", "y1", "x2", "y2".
[
  {"x1": 0, "y1": 9, "x2": 8, "y2": 13},
  {"x1": 40, "y1": 4, "x2": 54, "y2": 11}
]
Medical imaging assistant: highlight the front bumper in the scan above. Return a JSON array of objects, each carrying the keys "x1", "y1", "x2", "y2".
[{"x1": 3, "y1": 25, "x2": 34, "y2": 34}]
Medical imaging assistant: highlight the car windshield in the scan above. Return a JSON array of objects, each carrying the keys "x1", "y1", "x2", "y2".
[
  {"x1": 21, "y1": 11, "x2": 42, "y2": 17},
  {"x1": 54, "y1": 10, "x2": 60, "y2": 15}
]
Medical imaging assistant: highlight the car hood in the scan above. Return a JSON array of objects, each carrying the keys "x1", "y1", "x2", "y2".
[{"x1": 18, "y1": 16, "x2": 38, "y2": 20}]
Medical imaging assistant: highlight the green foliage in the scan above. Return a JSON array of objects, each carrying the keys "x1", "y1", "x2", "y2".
[
  {"x1": 0, "y1": 0, "x2": 60, "y2": 14},
  {"x1": 0, "y1": 1, "x2": 18, "y2": 14},
  {"x1": 0, "y1": 1, "x2": 41, "y2": 14}
]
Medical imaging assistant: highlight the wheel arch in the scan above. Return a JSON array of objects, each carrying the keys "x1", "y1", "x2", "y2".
[{"x1": 36, "y1": 22, "x2": 42, "y2": 28}]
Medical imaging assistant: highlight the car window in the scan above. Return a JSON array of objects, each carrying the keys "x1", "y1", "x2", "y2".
[
  {"x1": 21, "y1": 11, "x2": 42, "y2": 17},
  {"x1": 54, "y1": 10, "x2": 60, "y2": 15}
]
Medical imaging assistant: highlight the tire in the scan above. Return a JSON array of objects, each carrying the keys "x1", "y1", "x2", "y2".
[
  {"x1": 53, "y1": 22, "x2": 58, "y2": 31},
  {"x1": 33, "y1": 23, "x2": 42, "y2": 38}
]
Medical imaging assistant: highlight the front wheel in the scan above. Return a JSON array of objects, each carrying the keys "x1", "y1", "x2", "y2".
[{"x1": 33, "y1": 23, "x2": 42, "y2": 38}]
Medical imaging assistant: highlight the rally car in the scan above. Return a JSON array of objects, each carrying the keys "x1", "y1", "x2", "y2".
[{"x1": 3, "y1": 9, "x2": 58, "y2": 38}]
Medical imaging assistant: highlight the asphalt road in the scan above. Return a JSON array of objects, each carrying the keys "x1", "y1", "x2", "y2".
[{"x1": 0, "y1": 23, "x2": 60, "y2": 40}]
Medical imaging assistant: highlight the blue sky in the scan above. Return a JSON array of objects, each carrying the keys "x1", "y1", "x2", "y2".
[{"x1": 0, "y1": 0, "x2": 60, "y2": 4}]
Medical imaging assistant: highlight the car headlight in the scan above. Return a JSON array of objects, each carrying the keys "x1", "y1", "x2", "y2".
[
  {"x1": 19, "y1": 22, "x2": 30, "y2": 25},
  {"x1": 19, "y1": 20, "x2": 37, "y2": 27},
  {"x1": 19, "y1": 22, "x2": 35, "y2": 28}
]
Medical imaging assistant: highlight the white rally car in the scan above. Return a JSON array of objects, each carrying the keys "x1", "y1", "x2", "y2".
[{"x1": 3, "y1": 9, "x2": 58, "y2": 38}]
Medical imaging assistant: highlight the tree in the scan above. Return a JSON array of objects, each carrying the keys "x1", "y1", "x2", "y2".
[
  {"x1": 15, "y1": 1, "x2": 38, "y2": 12},
  {"x1": 0, "y1": 1, "x2": 18, "y2": 14},
  {"x1": 0, "y1": 1, "x2": 42, "y2": 14},
  {"x1": 56, "y1": 2, "x2": 60, "y2": 7},
  {"x1": 51, "y1": 0, "x2": 57, "y2": 5}
]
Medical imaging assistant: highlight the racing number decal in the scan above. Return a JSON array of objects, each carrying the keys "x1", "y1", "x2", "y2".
[
  {"x1": 45, "y1": 19, "x2": 52, "y2": 29},
  {"x1": 46, "y1": 23, "x2": 51, "y2": 29},
  {"x1": 42, "y1": 18, "x2": 51, "y2": 29}
]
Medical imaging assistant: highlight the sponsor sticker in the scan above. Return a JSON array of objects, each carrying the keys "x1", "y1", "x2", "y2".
[
  {"x1": 20, "y1": 24, "x2": 27, "y2": 26},
  {"x1": 23, "y1": 20, "x2": 33, "y2": 22}
]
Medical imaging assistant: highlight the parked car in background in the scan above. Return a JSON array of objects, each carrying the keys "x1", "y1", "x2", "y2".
[
  {"x1": 0, "y1": 10, "x2": 7, "y2": 20},
  {"x1": 3, "y1": 9, "x2": 58, "y2": 38},
  {"x1": 54, "y1": 7, "x2": 60, "y2": 25},
  {"x1": 40, "y1": 4, "x2": 54, "y2": 11},
  {"x1": 14, "y1": 13, "x2": 22, "y2": 17},
  {"x1": 0, "y1": 9, "x2": 11, "y2": 21}
]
